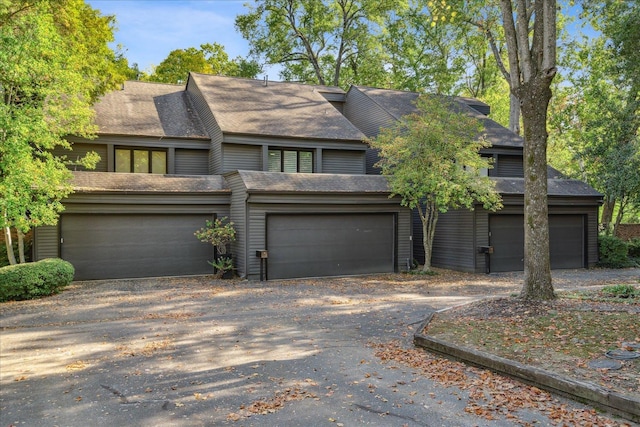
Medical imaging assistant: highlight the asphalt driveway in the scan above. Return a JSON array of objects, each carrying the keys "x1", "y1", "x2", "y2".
[{"x1": 1, "y1": 269, "x2": 638, "y2": 426}]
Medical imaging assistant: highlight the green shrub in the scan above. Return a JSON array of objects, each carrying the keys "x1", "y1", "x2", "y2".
[
  {"x1": 627, "y1": 238, "x2": 640, "y2": 258},
  {"x1": 597, "y1": 235, "x2": 631, "y2": 268},
  {"x1": 0, "y1": 258, "x2": 74, "y2": 302},
  {"x1": 0, "y1": 238, "x2": 33, "y2": 268},
  {"x1": 600, "y1": 284, "x2": 639, "y2": 299}
]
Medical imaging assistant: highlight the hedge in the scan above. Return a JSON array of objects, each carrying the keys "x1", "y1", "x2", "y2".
[
  {"x1": 0, "y1": 258, "x2": 75, "y2": 302},
  {"x1": 597, "y1": 235, "x2": 631, "y2": 268}
]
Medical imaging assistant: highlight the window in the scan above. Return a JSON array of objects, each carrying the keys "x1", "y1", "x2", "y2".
[
  {"x1": 268, "y1": 149, "x2": 313, "y2": 173},
  {"x1": 115, "y1": 148, "x2": 167, "y2": 174}
]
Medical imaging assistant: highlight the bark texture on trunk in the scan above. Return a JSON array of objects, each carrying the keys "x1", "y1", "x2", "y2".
[
  {"x1": 3, "y1": 226, "x2": 17, "y2": 266},
  {"x1": 17, "y1": 230, "x2": 25, "y2": 264},
  {"x1": 517, "y1": 79, "x2": 554, "y2": 300},
  {"x1": 418, "y1": 202, "x2": 439, "y2": 272},
  {"x1": 600, "y1": 197, "x2": 616, "y2": 234},
  {"x1": 509, "y1": 93, "x2": 521, "y2": 135}
]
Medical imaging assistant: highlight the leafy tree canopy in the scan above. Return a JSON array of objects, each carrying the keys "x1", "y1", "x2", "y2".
[
  {"x1": 368, "y1": 95, "x2": 502, "y2": 272},
  {"x1": 1, "y1": 0, "x2": 122, "y2": 264},
  {"x1": 235, "y1": 0, "x2": 397, "y2": 87},
  {"x1": 145, "y1": 43, "x2": 261, "y2": 84}
]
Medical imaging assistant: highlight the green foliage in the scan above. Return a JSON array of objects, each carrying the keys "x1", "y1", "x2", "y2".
[
  {"x1": 208, "y1": 255, "x2": 235, "y2": 279},
  {"x1": 368, "y1": 95, "x2": 502, "y2": 213},
  {"x1": 600, "y1": 284, "x2": 639, "y2": 299},
  {"x1": 0, "y1": 237, "x2": 32, "y2": 268},
  {"x1": 0, "y1": 0, "x2": 123, "y2": 258},
  {"x1": 627, "y1": 238, "x2": 640, "y2": 259},
  {"x1": 145, "y1": 43, "x2": 261, "y2": 84},
  {"x1": 550, "y1": 2, "x2": 640, "y2": 230},
  {"x1": 0, "y1": 258, "x2": 74, "y2": 302},
  {"x1": 235, "y1": 0, "x2": 396, "y2": 87},
  {"x1": 597, "y1": 235, "x2": 632, "y2": 268},
  {"x1": 368, "y1": 95, "x2": 502, "y2": 271},
  {"x1": 194, "y1": 217, "x2": 236, "y2": 255}
]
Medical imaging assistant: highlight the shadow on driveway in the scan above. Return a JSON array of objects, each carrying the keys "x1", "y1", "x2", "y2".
[{"x1": 1, "y1": 269, "x2": 637, "y2": 426}]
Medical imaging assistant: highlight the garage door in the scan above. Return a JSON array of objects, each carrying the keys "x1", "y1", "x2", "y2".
[
  {"x1": 267, "y1": 214, "x2": 395, "y2": 279},
  {"x1": 61, "y1": 214, "x2": 213, "y2": 280},
  {"x1": 489, "y1": 215, "x2": 585, "y2": 272}
]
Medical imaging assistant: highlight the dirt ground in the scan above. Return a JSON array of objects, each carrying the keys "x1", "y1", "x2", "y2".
[{"x1": 425, "y1": 294, "x2": 640, "y2": 400}]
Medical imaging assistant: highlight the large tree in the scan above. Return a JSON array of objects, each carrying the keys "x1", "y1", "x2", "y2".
[
  {"x1": 146, "y1": 43, "x2": 261, "y2": 84},
  {"x1": 235, "y1": 0, "x2": 395, "y2": 87},
  {"x1": 381, "y1": 2, "x2": 468, "y2": 94},
  {"x1": 1, "y1": 0, "x2": 121, "y2": 264},
  {"x1": 368, "y1": 96, "x2": 502, "y2": 272},
  {"x1": 499, "y1": 0, "x2": 557, "y2": 300},
  {"x1": 430, "y1": 0, "x2": 558, "y2": 299}
]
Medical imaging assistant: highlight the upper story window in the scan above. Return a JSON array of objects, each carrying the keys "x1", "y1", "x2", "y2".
[
  {"x1": 115, "y1": 148, "x2": 167, "y2": 174},
  {"x1": 268, "y1": 149, "x2": 313, "y2": 173}
]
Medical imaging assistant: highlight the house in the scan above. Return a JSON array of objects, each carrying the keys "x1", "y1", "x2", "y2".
[
  {"x1": 343, "y1": 85, "x2": 602, "y2": 273},
  {"x1": 32, "y1": 74, "x2": 601, "y2": 280},
  {"x1": 34, "y1": 75, "x2": 412, "y2": 280}
]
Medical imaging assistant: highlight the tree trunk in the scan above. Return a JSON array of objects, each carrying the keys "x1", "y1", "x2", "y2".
[
  {"x1": 612, "y1": 196, "x2": 627, "y2": 237},
  {"x1": 509, "y1": 93, "x2": 521, "y2": 135},
  {"x1": 419, "y1": 201, "x2": 439, "y2": 272},
  {"x1": 600, "y1": 197, "x2": 615, "y2": 234},
  {"x1": 17, "y1": 230, "x2": 26, "y2": 264},
  {"x1": 517, "y1": 79, "x2": 554, "y2": 300},
  {"x1": 3, "y1": 226, "x2": 17, "y2": 266}
]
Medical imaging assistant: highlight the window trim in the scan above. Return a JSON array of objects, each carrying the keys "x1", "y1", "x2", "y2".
[
  {"x1": 267, "y1": 148, "x2": 314, "y2": 173},
  {"x1": 115, "y1": 147, "x2": 167, "y2": 174}
]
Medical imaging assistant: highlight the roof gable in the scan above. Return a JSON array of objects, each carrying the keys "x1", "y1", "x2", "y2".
[
  {"x1": 93, "y1": 81, "x2": 208, "y2": 139},
  {"x1": 188, "y1": 73, "x2": 365, "y2": 141},
  {"x1": 351, "y1": 86, "x2": 524, "y2": 149}
]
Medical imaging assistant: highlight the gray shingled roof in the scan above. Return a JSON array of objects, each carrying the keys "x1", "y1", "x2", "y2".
[
  {"x1": 232, "y1": 170, "x2": 391, "y2": 193},
  {"x1": 353, "y1": 86, "x2": 524, "y2": 148},
  {"x1": 93, "y1": 81, "x2": 209, "y2": 139},
  {"x1": 71, "y1": 171, "x2": 229, "y2": 193},
  {"x1": 189, "y1": 73, "x2": 365, "y2": 141},
  {"x1": 494, "y1": 177, "x2": 602, "y2": 197}
]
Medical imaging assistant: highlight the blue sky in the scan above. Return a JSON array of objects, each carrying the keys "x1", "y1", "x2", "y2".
[
  {"x1": 87, "y1": 1, "x2": 258, "y2": 74},
  {"x1": 87, "y1": 1, "x2": 593, "y2": 82}
]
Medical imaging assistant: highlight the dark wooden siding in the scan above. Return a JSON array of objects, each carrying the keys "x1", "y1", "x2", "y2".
[
  {"x1": 366, "y1": 148, "x2": 382, "y2": 175},
  {"x1": 175, "y1": 149, "x2": 209, "y2": 175},
  {"x1": 322, "y1": 150, "x2": 365, "y2": 174},
  {"x1": 226, "y1": 173, "x2": 249, "y2": 278},
  {"x1": 431, "y1": 209, "x2": 476, "y2": 272},
  {"x1": 52, "y1": 143, "x2": 108, "y2": 172},
  {"x1": 343, "y1": 87, "x2": 395, "y2": 138},
  {"x1": 223, "y1": 143, "x2": 261, "y2": 172},
  {"x1": 186, "y1": 82, "x2": 222, "y2": 174},
  {"x1": 474, "y1": 210, "x2": 490, "y2": 272},
  {"x1": 33, "y1": 226, "x2": 59, "y2": 260},
  {"x1": 495, "y1": 155, "x2": 524, "y2": 177}
]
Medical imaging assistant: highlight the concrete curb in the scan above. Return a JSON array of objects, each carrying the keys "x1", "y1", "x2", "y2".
[{"x1": 413, "y1": 313, "x2": 640, "y2": 424}]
